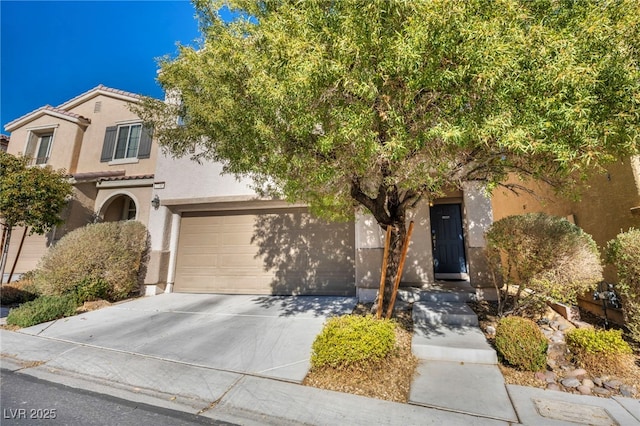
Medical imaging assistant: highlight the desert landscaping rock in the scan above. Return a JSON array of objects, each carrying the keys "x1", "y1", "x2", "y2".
[
  {"x1": 566, "y1": 368, "x2": 588, "y2": 377},
  {"x1": 594, "y1": 377, "x2": 603, "y2": 387},
  {"x1": 604, "y1": 380, "x2": 622, "y2": 391},
  {"x1": 547, "y1": 383, "x2": 561, "y2": 391},
  {"x1": 620, "y1": 385, "x2": 637, "y2": 398},
  {"x1": 577, "y1": 385, "x2": 592, "y2": 395},
  {"x1": 593, "y1": 387, "x2": 612, "y2": 397},
  {"x1": 562, "y1": 377, "x2": 581, "y2": 388},
  {"x1": 582, "y1": 379, "x2": 595, "y2": 388}
]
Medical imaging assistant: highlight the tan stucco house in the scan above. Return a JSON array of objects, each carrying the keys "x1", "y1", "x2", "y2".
[
  {"x1": 143, "y1": 145, "x2": 497, "y2": 300},
  {"x1": 2, "y1": 85, "x2": 158, "y2": 282}
]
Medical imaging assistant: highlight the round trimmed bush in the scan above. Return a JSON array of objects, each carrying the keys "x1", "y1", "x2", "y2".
[
  {"x1": 495, "y1": 316, "x2": 548, "y2": 371},
  {"x1": 34, "y1": 221, "x2": 148, "y2": 302},
  {"x1": 566, "y1": 328, "x2": 633, "y2": 376},
  {"x1": 311, "y1": 315, "x2": 396, "y2": 369}
]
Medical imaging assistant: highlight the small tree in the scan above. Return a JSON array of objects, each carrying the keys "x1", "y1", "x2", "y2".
[
  {"x1": 485, "y1": 213, "x2": 602, "y2": 317},
  {"x1": 0, "y1": 152, "x2": 73, "y2": 282},
  {"x1": 606, "y1": 228, "x2": 640, "y2": 343}
]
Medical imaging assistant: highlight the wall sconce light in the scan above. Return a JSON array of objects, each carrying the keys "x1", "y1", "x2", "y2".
[{"x1": 151, "y1": 195, "x2": 160, "y2": 210}]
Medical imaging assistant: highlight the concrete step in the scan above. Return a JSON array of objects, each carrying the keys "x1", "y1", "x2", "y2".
[
  {"x1": 409, "y1": 361, "x2": 518, "y2": 422},
  {"x1": 412, "y1": 323, "x2": 498, "y2": 364},
  {"x1": 398, "y1": 286, "x2": 476, "y2": 304},
  {"x1": 419, "y1": 290, "x2": 476, "y2": 303},
  {"x1": 413, "y1": 301, "x2": 479, "y2": 327}
]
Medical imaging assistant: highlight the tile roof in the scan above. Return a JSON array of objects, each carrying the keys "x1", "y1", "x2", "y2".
[
  {"x1": 68, "y1": 170, "x2": 126, "y2": 180},
  {"x1": 57, "y1": 84, "x2": 142, "y2": 109},
  {"x1": 5, "y1": 105, "x2": 91, "y2": 130},
  {"x1": 99, "y1": 174, "x2": 154, "y2": 182}
]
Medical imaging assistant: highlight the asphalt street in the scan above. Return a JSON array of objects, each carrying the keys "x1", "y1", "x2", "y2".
[{"x1": 0, "y1": 369, "x2": 235, "y2": 426}]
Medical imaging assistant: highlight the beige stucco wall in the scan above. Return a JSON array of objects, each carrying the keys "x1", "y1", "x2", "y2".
[
  {"x1": 68, "y1": 94, "x2": 158, "y2": 176},
  {"x1": 6, "y1": 116, "x2": 84, "y2": 172},
  {"x1": 2, "y1": 228, "x2": 50, "y2": 280},
  {"x1": 492, "y1": 160, "x2": 640, "y2": 280}
]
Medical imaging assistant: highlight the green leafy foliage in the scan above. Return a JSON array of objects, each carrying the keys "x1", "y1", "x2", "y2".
[
  {"x1": 139, "y1": 0, "x2": 640, "y2": 222},
  {"x1": 34, "y1": 221, "x2": 149, "y2": 302},
  {"x1": 606, "y1": 228, "x2": 640, "y2": 343},
  {"x1": 495, "y1": 316, "x2": 548, "y2": 371},
  {"x1": 138, "y1": 0, "x2": 640, "y2": 311},
  {"x1": 0, "y1": 152, "x2": 73, "y2": 233},
  {"x1": 6, "y1": 294, "x2": 77, "y2": 328},
  {"x1": 565, "y1": 328, "x2": 633, "y2": 376},
  {"x1": 485, "y1": 213, "x2": 602, "y2": 316},
  {"x1": 71, "y1": 277, "x2": 110, "y2": 305},
  {"x1": 566, "y1": 328, "x2": 632, "y2": 356},
  {"x1": 311, "y1": 315, "x2": 396, "y2": 368}
]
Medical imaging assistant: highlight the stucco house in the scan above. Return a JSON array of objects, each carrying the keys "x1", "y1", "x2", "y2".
[
  {"x1": 144, "y1": 139, "x2": 640, "y2": 304},
  {"x1": 143, "y1": 145, "x2": 497, "y2": 300},
  {"x1": 2, "y1": 85, "x2": 158, "y2": 282}
]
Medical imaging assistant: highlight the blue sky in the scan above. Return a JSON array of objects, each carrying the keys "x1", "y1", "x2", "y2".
[{"x1": 1, "y1": 1, "x2": 207, "y2": 132}]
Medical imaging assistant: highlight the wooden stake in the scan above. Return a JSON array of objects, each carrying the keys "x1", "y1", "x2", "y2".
[
  {"x1": 386, "y1": 221, "x2": 415, "y2": 319},
  {"x1": 8, "y1": 226, "x2": 28, "y2": 284},
  {"x1": 376, "y1": 225, "x2": 392, "y2": 319}
]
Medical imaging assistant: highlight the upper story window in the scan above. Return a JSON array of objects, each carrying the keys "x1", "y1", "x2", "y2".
[
  {"x1": 100, "y1": 122, "x2": 153, "y2": 163},
  {"x1": 114, "y1": 124, "x2": 141, "y2": 160},
  {"x1": 25, "y1": 130, "x2": 55, "y2": 165}
]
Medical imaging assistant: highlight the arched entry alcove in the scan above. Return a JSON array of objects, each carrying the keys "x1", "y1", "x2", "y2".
[{"x1": 100, "y1": 193, "x2": 138, "y2": 222}]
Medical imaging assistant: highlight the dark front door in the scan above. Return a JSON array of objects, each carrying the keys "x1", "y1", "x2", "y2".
[{"x1": 430, "y1": 204, "x2": 467, "y2": 277}]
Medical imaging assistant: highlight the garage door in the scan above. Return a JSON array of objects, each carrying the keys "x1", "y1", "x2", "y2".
[{"x1": 174, "y1": 208, "x2": 355, "y2": 295}]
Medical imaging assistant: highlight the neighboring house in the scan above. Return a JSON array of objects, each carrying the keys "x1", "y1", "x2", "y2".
[
  {"x1": 492, "y1": 156, "x2": 640, "y2": 321},
  {"x1": 0, "y1": 134, "x2": 8, "y2": 152},
  {"x1": 144, "y1": 149, "x2": 497, "y2": 300},
  {"x1": 2, "y1": 85, "x2": 158, "y2": 282}
]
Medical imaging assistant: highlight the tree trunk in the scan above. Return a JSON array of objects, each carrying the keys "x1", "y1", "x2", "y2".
[
  {"x1": 0, "y1": 226, "x2": 12, "y2": 284},
  {"x1": 380, "y1": 219, "x2": 407, "y2": 314}
]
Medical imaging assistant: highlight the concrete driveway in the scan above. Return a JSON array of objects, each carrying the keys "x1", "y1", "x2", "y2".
[{"x1": 18, "y1": 293, "x2": 357, "y2": 382}]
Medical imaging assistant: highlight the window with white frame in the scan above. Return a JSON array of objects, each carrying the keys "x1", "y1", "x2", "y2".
[
  {"x1": 100, "y1": 123, "x2": 153, "y2": 163},
  {"x1": 114, "y1": 124, "x2": 141, "y2": 160},
  {"x1": 25, "y1": 131, "x2": 54, "y2": 165}
]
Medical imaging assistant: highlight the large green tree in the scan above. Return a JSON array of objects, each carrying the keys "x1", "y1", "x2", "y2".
[
  {"x1": 0, "y1": 152, "x2": 73, "y2": 282},
  {"x1": 139, "y1": 0, "x2": 640, "y2": 310}
]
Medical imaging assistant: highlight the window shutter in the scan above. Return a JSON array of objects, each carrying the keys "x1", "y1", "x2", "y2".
[
  {"x1": 137, "y1": 126, "x2": 153, "y2": 159},
  {"x1": 100, "y1": 126, "x2": 117, "y2": 162}
]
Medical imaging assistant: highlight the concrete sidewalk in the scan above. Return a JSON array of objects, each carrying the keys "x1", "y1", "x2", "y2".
[{"x1": 1, "y1": 294, "x2": 639, "y2": 425}]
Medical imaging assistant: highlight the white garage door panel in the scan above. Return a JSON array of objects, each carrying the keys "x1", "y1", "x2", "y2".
[{"x1": 174, "y1": 209, "x2": 355, "y2": 295}]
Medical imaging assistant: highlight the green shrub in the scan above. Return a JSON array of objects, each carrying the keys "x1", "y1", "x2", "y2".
[
  {"x1": 6, "y1": 294, "x2": 77, "y2": 328},
  {"x1": 311, "y1": 315, "x2": 396, "y2": 369},
  {"x1": 495, "y1": 316, "x2": 548, "y2": 371},
  {"x1": 566, "y1": 328, "x2": 633, "y2": 376},
  {"x1": 71, "y1": 277, "x2": 110, "y2": 305},
  {"x1": 0, "y1": 274, "x2": 40, "y2": 305},
  {"x1": 566, "y1": 328, "x2": 632, "y2": 356},
  {"x1": 34, "y1": 221, "x2": 148, "y2": 302},
  {"x1": 606, "y1": 228, "x2": 640, "y2": 343},
  {"x1": 485, "y1": 213, "x2": 602, "y2": 316}
]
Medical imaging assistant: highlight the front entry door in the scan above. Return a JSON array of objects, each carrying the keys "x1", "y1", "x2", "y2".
[{"x1": 430, "y1": 204, "x2": 468, "y2": 279}]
